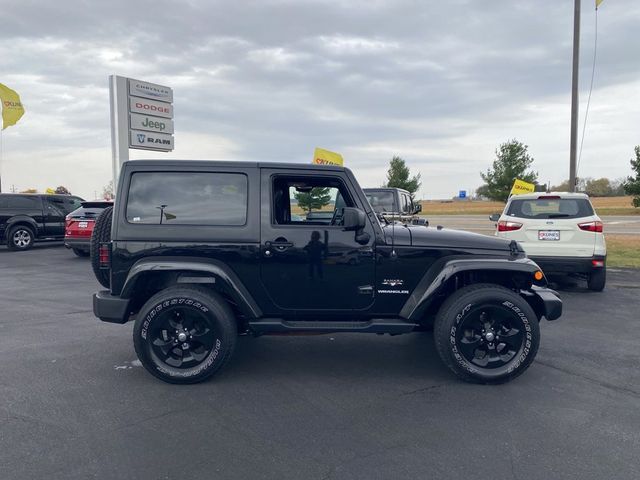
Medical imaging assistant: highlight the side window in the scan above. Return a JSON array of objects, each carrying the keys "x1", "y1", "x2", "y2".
[
  {"x1": 272, "y1": 176, "x2": 354, "y2": 225},
  {"x1": 63, "y1": 197, "x2": 83, "y2": 214},
  {"x1": 7, "y1": 195, "x2": 40, "y2": 209},
  {"x1": 45, "y1": 197, "x2": 66, "y2": 215},
  {"x1": 126, "y1": 172, "x2": 248, "y2": 225},
  {"x1": 402, "y1": 194, "x2": 411, "y2": 214}
]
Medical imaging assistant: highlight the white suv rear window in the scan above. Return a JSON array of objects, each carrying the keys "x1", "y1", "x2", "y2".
[{"x1": 507, "y1": 198, "x2": 594, "y2": 219}]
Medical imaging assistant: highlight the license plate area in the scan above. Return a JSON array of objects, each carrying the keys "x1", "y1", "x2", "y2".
[
  {"x1": 78, "y1": 221, "x2": 88, "y2": 228},
  {"x1": 538, "y1": 230, "x2": 560, "y2": 241}
]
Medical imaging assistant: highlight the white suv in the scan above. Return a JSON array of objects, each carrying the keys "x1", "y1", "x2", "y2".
[{"x1": 490, "y1": 192, "x2": 606, "y2": 291}]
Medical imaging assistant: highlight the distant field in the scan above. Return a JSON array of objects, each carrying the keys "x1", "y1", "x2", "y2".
[{"x1": 420, "y1": 196, "x2": 640, "y2": 216}]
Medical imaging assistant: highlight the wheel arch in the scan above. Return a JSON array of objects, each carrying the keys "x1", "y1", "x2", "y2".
[
  {"x1": 401, "y1": 257, "x2": 543, "y2": 323},
  {"x1": 120, "y1": 257, "x2": 262, "y2": 322},
  {"x1": 6, "y1": 216, "x2": 39, "y2": 236}
]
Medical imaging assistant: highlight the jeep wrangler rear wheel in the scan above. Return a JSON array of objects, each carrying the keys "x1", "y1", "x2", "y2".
[
  {"x1": 133, "y1": 286, "x2": 237, "y2": 384},
  {"x1": 434, "y1": 284, "x2": 540, "y2": 384}
]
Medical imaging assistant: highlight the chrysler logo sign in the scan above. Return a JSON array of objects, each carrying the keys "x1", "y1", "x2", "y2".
[{"x1": 128, "y1": 79, "x2": 173, "y2": 102}]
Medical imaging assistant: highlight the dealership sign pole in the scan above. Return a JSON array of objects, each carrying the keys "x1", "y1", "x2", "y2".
[{"x1": 109, "y1": 75, "x2": 174, "y2": 190}]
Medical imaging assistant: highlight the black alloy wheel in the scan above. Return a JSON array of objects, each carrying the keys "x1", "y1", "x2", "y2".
[
  {"x1": 456, "y1": 304, "x2": 525, "y2": 369},
  {"x1": 148, "y1": 305, "x2": 218, "y2": 370},
  {"x1": 434, "y1": 283, "x2": 540, "y2": 384},
  {"x1": 133, "y1": 287, "x2": 237, "y2": 384}
]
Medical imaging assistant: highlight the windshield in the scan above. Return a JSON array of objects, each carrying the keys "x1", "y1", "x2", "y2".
[
  {"x1": 507, "y1": 198, "x2": 594, "y2": 219},
  {"x1": 365, "y1": 191, "x2": 396, "y2": 213}
]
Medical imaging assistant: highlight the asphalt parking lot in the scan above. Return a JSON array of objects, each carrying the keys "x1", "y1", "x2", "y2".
[{"x1": 1, "y1": 243, "x2": 639, "y2": 480}]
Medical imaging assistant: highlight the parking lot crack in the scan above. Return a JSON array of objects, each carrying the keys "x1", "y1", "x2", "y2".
[
  {"x1": 401, "y1": 382, "x2": 450, "y2": 396},
  {"x1": 536, "y1": 360, "x2": 640, "y2": 398}
]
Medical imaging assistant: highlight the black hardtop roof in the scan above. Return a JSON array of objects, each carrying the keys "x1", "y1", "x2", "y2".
[
  {"x1": 363, "y1": 187, "x2": 410, "y2": 194},
  {"x1": 122, "y1": 159, "x2": 347, "y2": 173}
]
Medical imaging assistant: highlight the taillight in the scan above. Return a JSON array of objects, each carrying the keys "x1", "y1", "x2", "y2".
[
  {"x1": 578, "y1": 221, "x2": 603, "y2": 233},
  {"x1": 99, "y1": 243, "x2": 111, "y2": 269},
  {"x1": 498, "y1": 220, "x2": 523, "y2": 232}
]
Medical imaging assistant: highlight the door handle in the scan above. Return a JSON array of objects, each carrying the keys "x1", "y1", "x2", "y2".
[{"x1": 265, "y1": 239, "x2": 294, "y2": 253}]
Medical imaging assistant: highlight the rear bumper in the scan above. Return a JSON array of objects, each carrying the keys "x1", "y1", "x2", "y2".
[
  {"x1": 64, "y1": 237, "x2": 90, "y2": 250},
  {"x1": 529, "y1": 255, "x2": 605, "y2": 275},
  {"x1": 93, "y1": 290, "x2": 131, "y2": 324},
  {"x1": 522, "y1": 286, "x2": 563, "y2": 321}
]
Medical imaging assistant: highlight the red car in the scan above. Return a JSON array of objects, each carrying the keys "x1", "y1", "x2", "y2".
[{"x1": 64, "y1": 201, "x2": 112, "y2": 256}]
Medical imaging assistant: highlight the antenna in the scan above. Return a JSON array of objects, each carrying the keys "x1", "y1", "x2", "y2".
[{"x1": 390, "y1": 211, "x2": 397, "y2": 260}]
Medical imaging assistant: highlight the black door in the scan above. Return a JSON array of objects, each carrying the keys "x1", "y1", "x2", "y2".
[
  {"x1": 259, "y1": 170, "x2": 375, "y2": 312},
  {"x1": 43, "y1": 197, "x2": 67, "y2": 237}
]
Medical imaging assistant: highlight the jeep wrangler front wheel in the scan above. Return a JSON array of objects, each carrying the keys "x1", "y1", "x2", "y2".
[
  {"x1": 434, "y1": 284, "x2": 540, "y2": 384},
  {"x1": 133, "y1": 287, "x2": 237, "y2": 384}
]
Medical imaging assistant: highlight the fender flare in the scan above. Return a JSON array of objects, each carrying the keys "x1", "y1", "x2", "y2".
[
  {"x1": 120, "y1": 257, "x2": 262, "y2": 319},
  {"x1": 5, "y1": 216, "x2": 39, "y2": 236},
  {"x1": 400, "y1": 256, "x2": 540, "y2": 321}
]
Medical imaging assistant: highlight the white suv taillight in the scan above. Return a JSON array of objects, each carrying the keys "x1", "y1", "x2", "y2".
[
  {"x1": 578, "y1": 221, "x2": 603, "y2": 233},
  {"x1": 497, "y1": 220, "x2": 523, "y2": 232}
]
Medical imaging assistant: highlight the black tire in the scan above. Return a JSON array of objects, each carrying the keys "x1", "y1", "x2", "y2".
[
  {"x1": 133, "y1": 286, "x2": 237, "y2": 384},
  {"x1": 7, "y1": 225, "x2": 35, "y2": 251},
  {"x1": 434, "y1": 283, "x2": 540, "y2": 384},
  {"x1": 587, "y1": 268, "x2": 606, "y2": 292},
  {"x1": 72, "y1": 248, "x2": 90, "y2": 257},
  {"x1": 90, "y1": 206, "x2": 113, "y2": 288}
]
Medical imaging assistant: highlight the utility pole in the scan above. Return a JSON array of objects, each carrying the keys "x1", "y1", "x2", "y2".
[{"x1": 569, "y1": 0, "x2": 581, "y2": 192}]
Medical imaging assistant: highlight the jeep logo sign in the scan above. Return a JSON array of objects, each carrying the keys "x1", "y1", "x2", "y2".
[
  {"x1": 129, "y1": 97, "x2": 173, "y2": 119},
  {"x1": 130, "y1": 112, "x2": 174, "y2": 134}
]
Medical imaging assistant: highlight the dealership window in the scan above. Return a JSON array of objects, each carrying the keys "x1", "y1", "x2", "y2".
[{"x1": 126, "y1": 172, "x2": 247, "y2": 225}]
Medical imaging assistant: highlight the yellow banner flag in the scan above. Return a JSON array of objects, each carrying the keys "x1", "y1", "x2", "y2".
[
  {"x1": 312, "y1": 147, "x2": 344, "y2": 166},
  {"x1": 596, "y1": 0, "x2": 604, "y2": 8},
  {"x1": 510, "y1": 179, "x2": 536, "y2": 196},
  {"x1": 0, "y1": 83, "x2": 25, "y2": 130}
]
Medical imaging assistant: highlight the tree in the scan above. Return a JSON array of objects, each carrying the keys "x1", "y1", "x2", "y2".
[
  {"x1": 294, "y1": 187, "x2": 332, "y2": 213},
  {"x1": 623, "y1": 145, "x2": 640, "y2": 208},
  {"x1": 102, "y1": 180, "x2": 114, "y2": 200},
  {"x1": 55, "y1": 186, "x2": 71, "y2": 194},
  {"x1": 383, "y1": 156, "x2": 421, "y2": 199},
  {"x1": 479, "y1": 139, "x2": 538, "y2": 202},
  {"x1": 585, "y1": 178, "x2": 613, "y2": 197}
]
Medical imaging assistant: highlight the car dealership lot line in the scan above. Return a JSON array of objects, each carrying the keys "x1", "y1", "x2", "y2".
[{"x1": 0, "y1": 246, "x2": 639, "y2": 480}]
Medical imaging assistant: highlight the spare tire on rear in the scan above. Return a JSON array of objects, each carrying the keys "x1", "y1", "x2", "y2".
[{"x1": 90, "y1": 206, "x2": 113, "y2": 288}]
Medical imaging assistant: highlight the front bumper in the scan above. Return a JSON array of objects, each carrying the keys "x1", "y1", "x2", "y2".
[
  {"x1": 529, "y1": 255, "x2": 605, "y2": 275},
  {"x1": 522, "y1": 286, "x2": 562, "y2": 321},
  {"x1": 93, "y1": 290, "x2": 131, "y2": 324}
]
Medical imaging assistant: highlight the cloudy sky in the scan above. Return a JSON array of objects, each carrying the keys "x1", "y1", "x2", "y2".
[{"x1": 1, "y1": 0, "x2": 638, "y2": 200}]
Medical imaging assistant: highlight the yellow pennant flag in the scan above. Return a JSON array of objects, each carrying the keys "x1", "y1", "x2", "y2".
[
  {"x1": 510, "y1": 179, "x2": 535, "y2": 196},
  {"x1": 312, "y1": 147, "x2": 344, "y2": 166},
  {"x1": 596, "y1": 0, "x2": 604, "y2": 8},
  {"x1": 0, "y1": 83, "x2": 26, "y2": 130}
]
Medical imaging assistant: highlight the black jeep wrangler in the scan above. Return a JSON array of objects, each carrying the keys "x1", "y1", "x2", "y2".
[{"x1": 92, "y1": 160, "x2": 561, "y2": 384}]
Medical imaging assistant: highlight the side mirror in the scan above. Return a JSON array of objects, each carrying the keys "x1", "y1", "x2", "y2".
[
  {"x1": 489, "y1": 213, "x2": 500, "y2": 222},
  {"x1": 342, "y1": 207, "x2": 366, "y2": 231},
  {"x1": 414, "y1": 203, "x2": 422, "y2": 214}
]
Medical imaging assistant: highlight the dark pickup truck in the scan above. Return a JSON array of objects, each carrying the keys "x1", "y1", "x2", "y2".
[{"x1": 0, "y1": 193, "x2": 84, "y2": 251}]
